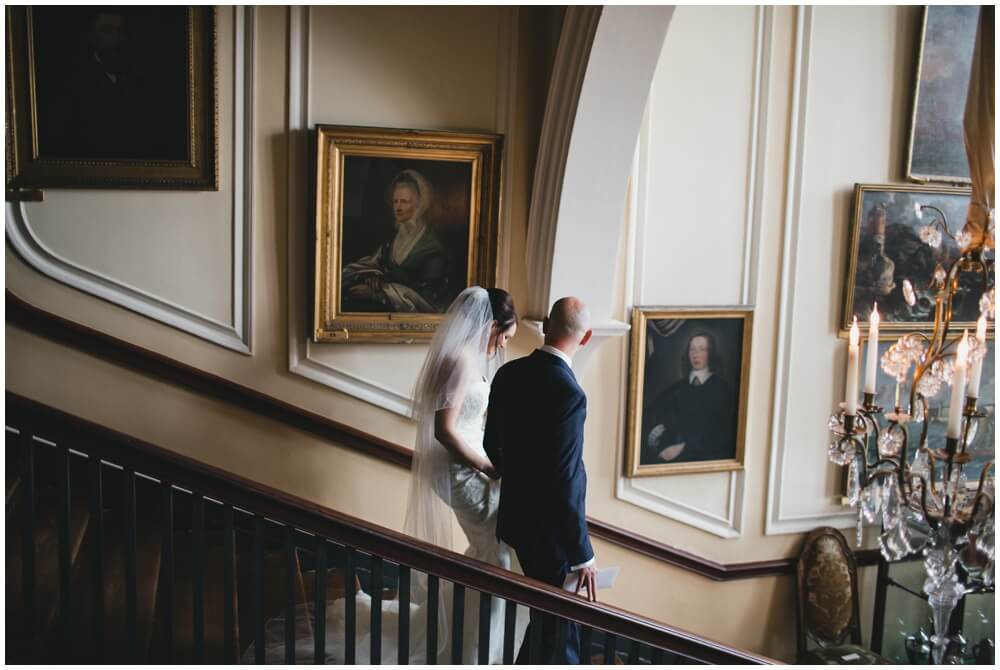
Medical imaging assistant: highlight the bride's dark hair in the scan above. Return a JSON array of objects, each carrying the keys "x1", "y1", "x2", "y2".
[{"x1": 486, "y1": 288, "x2": 517, "y2": 332}]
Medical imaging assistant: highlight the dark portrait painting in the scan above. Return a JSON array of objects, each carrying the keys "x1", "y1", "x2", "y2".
[
  {"x1": 907, "y1": 5, "x2": 979, "y2": 183},
  {"x1": 313, "y1": 125, "x2": 503, "y2": 343},
  {"x1": 6, "y1": 6, "x2": 217, "y2": 189},
  {"x1": 339, "y1": 156, "x2": 472, "y2": 315},
  {"x1": 626, "y1": 308, "x2": 751, "y2": 477},
  {"x1": 842, "y1": 184, "x2": 983, "y2": 335}
]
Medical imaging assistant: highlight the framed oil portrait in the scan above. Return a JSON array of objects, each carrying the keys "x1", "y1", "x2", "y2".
[
  {"x1": 5, "y1": 6, "x2": 217, "y2": 191},
  {"x1": 313, "y1": 125, "x2": 503, "y2": 343},
  {"x1": 840, "y1": 183, "x2": 988, "y2": 338},
  {"x1": 625, "y1": 307, "x2": 752, "y2": 477},
  {"x1": 905, "y1": 5, "x2": 979, "y2": 184}
]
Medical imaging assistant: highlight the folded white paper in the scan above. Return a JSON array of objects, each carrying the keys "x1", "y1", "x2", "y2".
[{"x1": 562, "y1": 566, "x2": 620, "y2": 592}]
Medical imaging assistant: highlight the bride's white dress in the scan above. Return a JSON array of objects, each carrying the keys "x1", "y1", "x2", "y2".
[{"x1": 245, "y1": 377, "x2": 527, "y2": 664}]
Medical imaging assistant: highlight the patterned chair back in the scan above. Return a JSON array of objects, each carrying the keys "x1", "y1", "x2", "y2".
[{"x1": 795, "y1": 527, "x2": 864, "y2": 657}]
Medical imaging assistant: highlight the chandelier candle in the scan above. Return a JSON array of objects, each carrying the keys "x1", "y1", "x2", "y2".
[
  {"x1": 946, "y1": 331, "x2": 969, "y2": 440},
  {"x1": 846, "y1": 317, "x2": 860, "y2": 416},
  {"x1": 864, "y1": 304, "x2": 880, "y2": 396},
  {"x1": 967, "y1": 313, "x2": 987, "y2": 401}
]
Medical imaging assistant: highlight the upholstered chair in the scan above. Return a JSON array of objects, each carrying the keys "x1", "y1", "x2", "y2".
[{"x1": 795, "y1": 527, "x2": 888, "y2": 664}]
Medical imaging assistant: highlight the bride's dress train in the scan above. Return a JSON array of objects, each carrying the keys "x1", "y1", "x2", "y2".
[{"x1": 244, "y1": 377, "x2": 527, "y2": 664}]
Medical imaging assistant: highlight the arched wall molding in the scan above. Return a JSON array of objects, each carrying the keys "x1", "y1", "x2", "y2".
[
  {"x1": 524, "y1": 6, "x2": 602, "y2": 321},
  {"x1": 285, "y1": 6, "x2": 520, "y2": 416},
  {"x1": 548, "y1": 6, "x2": 674, "y2": 329},
  {"x1": 5, "y1": 7, "x2": 255, "y2": 355},
  {"x1": 613, "y1": 6, "x2": 774, "y2": 539}
]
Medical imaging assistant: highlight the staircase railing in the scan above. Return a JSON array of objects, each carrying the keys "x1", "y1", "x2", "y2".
[{"x1": 5, "y1": 392, "x2": 775, "y2": 664}]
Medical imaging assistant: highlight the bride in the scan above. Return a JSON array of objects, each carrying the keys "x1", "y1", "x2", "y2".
[{"x1": 246, "y1": 287, "x2": 526, "y2": 664}]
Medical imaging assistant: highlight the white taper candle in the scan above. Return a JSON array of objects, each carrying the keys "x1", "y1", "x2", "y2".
[
  {"x1": 846, "y1": 318, "x2": 860, "y2": 416},
  {"x1": 947, "y1": 331, "x2": 969, "y2": 439},
  {"x1": 968, "y1": 314, "x2": 988, "y2": 400},
  {"x1": 864, "y1": 304, "x2": 880, "y2": 394}
]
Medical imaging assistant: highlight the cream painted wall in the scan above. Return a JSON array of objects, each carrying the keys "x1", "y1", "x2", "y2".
[{"x1": 5, "y1": 5, "x2": 925, "y2": 661}]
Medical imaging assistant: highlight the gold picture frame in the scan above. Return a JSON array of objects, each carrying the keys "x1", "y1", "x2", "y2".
[
  {"x1": 839, "y1": 183, "x2": 984, "y2": 338},
  {"x1": 5, "y1": 6, "x2": 218, "y2": 191},
  {"x1": 904, "y1": 5, "x2": 978, "y2": 185},
  {"x1": 313, "y1": 125, "x2": 503, "y2": 343},
  {"x1": 625, "y1": 307, "x2": 752, "y2": 477}
]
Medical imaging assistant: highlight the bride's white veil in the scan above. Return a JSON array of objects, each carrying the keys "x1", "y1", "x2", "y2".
[
  {"x1": 404, "y1": 286, "x2": 496, "y2": 551},
  {"x1": 403, "y1": 287, "x2": 500, "y2": 653}
]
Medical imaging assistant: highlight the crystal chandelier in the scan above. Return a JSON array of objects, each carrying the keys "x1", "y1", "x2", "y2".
[{"x1": 828, "y1": 205, "x2": 995, "y2": 664}]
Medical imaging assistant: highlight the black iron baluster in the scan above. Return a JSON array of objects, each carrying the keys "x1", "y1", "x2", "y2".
[
  {"x1": 555, "y1": 614, "x2": 567, "y2": 663},
  {"x1": 192, "y1": 495, "x2": 205, "y2": 664},
  {"x1": 451, "y1": 583, "x2": 465, "y2": 663},
  {"x1": 477, "y1": 592, "x2": 492, "y2": 664},
  {"x1": 397, "y1": 565, "x2": 410, "y2": 665},
  {"x1": 603, "y1": 632, "x2": 618, "y2": 665},
  {"x1": 651, "y1": 646, "x2": 665, "y2": 665},
  {"x1": 343, "y1": 546, "x2": 355, "y2": 664},
  {"x1": 284, "y1": 525, "x2": 296, "y2": 665},
  {"x1": 161, "y1": 482, "x2": 175, "y2": 661},
  {"x1": 503, "y1": 599, "x2": 517, "y2": 664},
  {"x1": 370, "y1": 555, "x2": 382, "y2": 664},
  {"x1": 426, "y1": 574, "x2": 439, "y2": 664},
  {"x1": 581, "y1": 625, "x2": 593, "y2": 665},
  {"x1": 58, "y1": 446, "x2": 72, "y2": 650},
  {"x1": 89, "y1": 456, "x2": 104, "y2": 661},
  {"x1": 314, "y1": 540, "x2": 328, "y2": 664},
  {"x1": 124, "y1": 468, "x2": 138, "y2": 661},
  {"x1": 254, "y1": 514, "x2": 265, "y2": 664},
  {"x1": 21, "y1": 434, "x2": 36, "y2": 641},
  {"x1": 223, "y1": 505, "x2": 235, "y2": 664},
  {"x1": 528, "y1": 609, "x2": 542, "y2": 663},
  {"x1": 628, "y1": 638, "x2": 641, "y2": 664}
]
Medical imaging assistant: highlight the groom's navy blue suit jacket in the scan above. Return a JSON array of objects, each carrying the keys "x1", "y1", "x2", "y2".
[{"x1": 484, "y1": 349, "x2": 594, "y2": 576}]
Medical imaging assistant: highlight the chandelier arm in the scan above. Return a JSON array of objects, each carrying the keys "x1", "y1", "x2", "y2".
[
  {"x1": 916, "y1": 395, "x2": 931, "y2": 448},
  {"x1": 913, "y1": 473, "x2": 939, "y2": 532},
  {"x1": 894, "y1": 422, "x2": 912, "y2": 497},
  {"x1": 922, "y1": 447, "x2": 945, "y2": 509},
  {"x1": 863, "y1": 460, "x2": 902, "y2": 488},
  {"x1": 850, "y1": 436, "x2": 869, "y2": 483},
  {"x1": 967, "y1": 461, "x2": 995, "y2": 523}
]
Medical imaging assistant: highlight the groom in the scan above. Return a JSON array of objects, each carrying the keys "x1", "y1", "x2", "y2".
[{"x1": 484, "y1": 296, "x2": 597, "y2": 664}]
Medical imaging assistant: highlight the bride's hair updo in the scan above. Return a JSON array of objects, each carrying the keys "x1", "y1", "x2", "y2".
[{"x1": 486, "y1": 288, "x2": 518, "y2": 332}]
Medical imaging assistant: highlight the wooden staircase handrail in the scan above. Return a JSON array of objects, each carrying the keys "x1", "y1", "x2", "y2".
[
  {"x1": 6, "y1": 289, "x2": 881, "y2": 582},
  {"x1": 6, "y1": 391, "x2": 776, "y2": 665}
]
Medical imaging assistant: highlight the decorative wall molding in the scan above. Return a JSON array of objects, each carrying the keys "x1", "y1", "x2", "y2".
[
  {"x1": 524, "y1": 6, "x2": 602, "y2": 320},
  {"x1": 5, "y1": 7, "x2": 255, "y2": 355},
  {"x1": 615, "y1": 6, "x2": 774, "y2": 539},
  {"x1": 763, "y1": 7, "x2": 852, "y2": 535},
  {"x1": 285, "y1": 6, "x2": 520, "y2": 416},
  {"x1": 495, "y1": 6, "x2": 519, "y2": 290}
]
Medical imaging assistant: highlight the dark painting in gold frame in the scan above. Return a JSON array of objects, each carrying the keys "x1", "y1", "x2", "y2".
[
  {"x1": 5, "y1": 6, "x2": 217, "y2": 191},
  {"x1": 625, "y1": 307, "x2": 752, "y2": 477},
  {"x1": 839, "y1": 183, "x2": 987, "y2": 338},
  {"x1": 313, "y1": 125, "x2": 503, "y2": 343},
  {"x1": 905, "y1": 5, "x2": 979, "y2": 185}
]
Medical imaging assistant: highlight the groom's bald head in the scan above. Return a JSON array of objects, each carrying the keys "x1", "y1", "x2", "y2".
[{"x1": 544, "y1": 297, "x2": 592, "y2": 353}]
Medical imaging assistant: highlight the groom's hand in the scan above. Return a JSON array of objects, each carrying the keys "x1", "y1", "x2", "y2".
[{"x1": 575, "y1": 565, "x2": 599, "y2": 603}]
